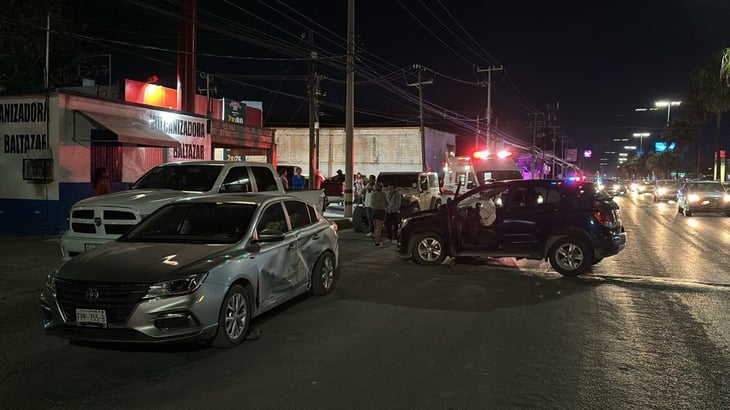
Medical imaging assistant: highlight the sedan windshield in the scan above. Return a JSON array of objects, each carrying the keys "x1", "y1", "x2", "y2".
[
  {"x1": 131, "y1": 165, "x2": 223, "y2": 191},
  {"x1": 689, "y1": 183, "x2": 725, "y2": 192},
  {"x1": 120, "y1": 202, "x2": 257, "y2": 244}
]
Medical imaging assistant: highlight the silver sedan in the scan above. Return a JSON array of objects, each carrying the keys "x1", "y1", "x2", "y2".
[{"x1": 41, "y1": 193, "x2": 339, "y2": 347}]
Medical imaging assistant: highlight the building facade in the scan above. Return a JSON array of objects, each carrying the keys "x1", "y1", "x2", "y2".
[
  {"x1": 0, "y1": 85, "x2": 273, "y2": 236},
  {"x1": 274, "y1": 126, "x2": 456, "y2": 179}
]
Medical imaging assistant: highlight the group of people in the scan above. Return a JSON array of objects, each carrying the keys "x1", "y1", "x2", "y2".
[
  {"x1": 359, "y1": 175, "x2": 402, "y2": 246},
  {"x1": 279, "y1": 167, "x2": 325, "y2": 190}
]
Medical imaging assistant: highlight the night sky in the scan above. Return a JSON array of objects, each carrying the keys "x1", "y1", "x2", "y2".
[{"x1": 73, "y1": 0, "x2": 730, "y2": 173}]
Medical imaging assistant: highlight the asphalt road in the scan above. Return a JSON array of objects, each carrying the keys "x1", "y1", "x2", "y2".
[{"x1": 1, "y1": 194, "x2": 729, "y2": 409}]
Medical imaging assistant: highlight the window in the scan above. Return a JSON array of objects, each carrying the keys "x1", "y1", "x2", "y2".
[
  {"x1": 256, "y1": 203, "x2": 289, "y2": 234},
  {"x1": 285, "y1": 200, "x2": 312, "y2": 230},
  {"x1": 220, "y1": 166, "x2": 252, "y2": 193},
  {"x1": 427, "y1": 173, "x2": 440, "y2": 189},
  {"x1": 251, "y1": 166, "x2": 280, "y2": 192}
]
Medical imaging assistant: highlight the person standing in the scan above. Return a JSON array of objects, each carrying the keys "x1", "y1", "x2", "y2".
[
  {"x1": 92, "y1": 167, "x2": 111, "y2": 196},
  {"x1": 279, "y1": 169, "x2": 289, "y2": 189},
  {"x1": 353, "y1": 173, "x2": 364, "y2": 204},
  {"x1": 359, "y1": 175, "x2": 376, "y2": 236},
  {"x1": 292, "y1": 167, "x2": 306, "y2": 189},
  {"x1": 385, "y1": 183, "x2": 402, "y2": 243},
  {"x1": 370, "y1": 183, "x2": 388, "y2": 246},
  {"x1": 331, "y1": 169, "x2": 345, "y2": 182}
]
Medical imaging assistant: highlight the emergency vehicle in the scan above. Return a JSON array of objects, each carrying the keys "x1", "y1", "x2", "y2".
[{"x1": 442, "y1": 150, "x2": 523, "y2": 201}]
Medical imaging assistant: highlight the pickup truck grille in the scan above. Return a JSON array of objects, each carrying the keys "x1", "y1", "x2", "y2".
[
  {"x1": 55, "y1": 279, "x2": 149, "y2": 325},
  {"x1": 69, "y1": 207, "x2": 140, "y2": 236}
]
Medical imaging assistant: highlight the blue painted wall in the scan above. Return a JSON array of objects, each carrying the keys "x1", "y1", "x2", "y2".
[{"x1": 0, "y1": 182, "x2": 128, "y2": 236}]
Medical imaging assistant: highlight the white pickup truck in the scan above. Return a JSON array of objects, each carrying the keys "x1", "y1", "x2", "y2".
[{"x1": 60, "y1": 161, "x2": 327, "y2": 258}]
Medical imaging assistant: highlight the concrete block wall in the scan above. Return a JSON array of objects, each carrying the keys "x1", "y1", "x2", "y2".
[{"x1": 274, "y1": 126, "x2": 455, "y2": 179}]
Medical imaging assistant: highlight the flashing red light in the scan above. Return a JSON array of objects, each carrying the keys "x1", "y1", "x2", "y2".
[
  {"x1": 472, "y1": 150, "x2": 490, "y2": 159},
  {"x1": 496, "y1": 150, "x2": 513, "y2": 159}
]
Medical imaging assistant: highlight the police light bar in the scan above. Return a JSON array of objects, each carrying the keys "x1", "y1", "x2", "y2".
[
  {"x1": 496, "y1": 150, "x2": 513, "y2": 159},
  {"x1": 472, "y1": 150, "x2": 490, "y2": 159}
]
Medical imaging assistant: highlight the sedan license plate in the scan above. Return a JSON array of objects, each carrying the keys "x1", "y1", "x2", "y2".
[
  {"x1": 84, "y1": 243, "x2": 98, "y2": 251},
  {"x1": 76, "y1": 308, "x2": 107, "y2": 327}
]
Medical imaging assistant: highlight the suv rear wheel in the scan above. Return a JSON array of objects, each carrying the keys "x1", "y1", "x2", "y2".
[
  {"x1": 411, "y1": 232, "x2": 446, "y2": 266},
  {"x1": 548, "y1": 236, "x2": 593, "y2": 276}
]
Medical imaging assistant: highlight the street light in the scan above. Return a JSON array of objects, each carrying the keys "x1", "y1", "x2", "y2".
[
  {"x1": 633, "y1": 132, "x2": 650, "y2": 154},
  {"x1": 654, "y1": 100, "x2": 681, "y2": 126}
]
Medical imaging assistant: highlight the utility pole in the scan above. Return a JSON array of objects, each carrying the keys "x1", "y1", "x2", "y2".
[
  {"x1": 546, "y1": 103, "x2": 560, "y2": 178},
  {"x1": 527, "y1": 112, "x2": 540, "y2": 178},
  {"x1": 344, "y1": 0, "x2": 355, "y2": 217},
  {"x1": 477, "y1": 65, "x2": 503, "y2": 153},
  {"x1": 308, "y1": 30, "x2": 318, "y2": 188},
  {"x1": 44, "y1": 12, "x2": 50, "y2": 88},
  {"x1": 475, "y1": 116, "x2": 480, "y2": 150},
  {"x1": 197, "y1": 72, "x2": 216, "y2": 117},
  {"x1": 407, "y1": 64, "x2": 433, "y2": 171}
]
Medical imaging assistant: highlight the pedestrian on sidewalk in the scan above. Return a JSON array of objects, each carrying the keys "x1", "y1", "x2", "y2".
[
  {"x1": 385, "y1": 183, "x2": 402, "y2": 243},
  {"x1": 360, "y1": 175, "x2": 376, "y2": 236},
  {"x1": 370, "y1": 182, "x2": 388, "y2": 246}
]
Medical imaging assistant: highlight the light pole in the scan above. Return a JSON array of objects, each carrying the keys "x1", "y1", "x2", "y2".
[
  {"x1": 654, "y1": 100, "x2": 681, "y2": 126},
  {"x1": 633, "y1": 132, "x2": 650, "y2": 155}
]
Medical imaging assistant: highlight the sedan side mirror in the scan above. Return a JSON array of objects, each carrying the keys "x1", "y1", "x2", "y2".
[{"x1": 254, "y1": 229, "x2": 286, "y2": 243}]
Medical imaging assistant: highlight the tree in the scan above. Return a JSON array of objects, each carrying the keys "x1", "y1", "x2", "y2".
[
  {"x1": 684, "y1": 50, "x2": 730, "y2": 180},
  {"x1": 722, "y1": 47, "x2": 730, "y2": 85},
  {"x1": 0, "y1": 0, "x2": 82, "y2": 91}
]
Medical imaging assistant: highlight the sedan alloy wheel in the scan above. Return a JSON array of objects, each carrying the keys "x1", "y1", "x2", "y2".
[{"x1": 211, "y1": 284, "x2": 251, "y2": 348}]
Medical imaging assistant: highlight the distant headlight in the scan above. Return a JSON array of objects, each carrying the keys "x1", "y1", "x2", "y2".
[
  {"x1": 46, "y1": 269, "x2": 58, "y2": 296},
  {"x1": 688, "y1": 194, "x2": 700, "y2": 202},
  {"x1": 143, "y1": 273, "x2": 208, "y2": 300}
]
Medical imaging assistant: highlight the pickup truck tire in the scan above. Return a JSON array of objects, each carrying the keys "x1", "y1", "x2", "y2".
[
  {"x1": 548, "y1": 236, "x2": 593, "y2": 277},
  {"x1": 311, "y1": 251, "x2": 336, "y2": 295},
  {"x1": 352, "y1": 206, "x2": 367, "y2": 233},
  {"x1": 411, "y1": 232, "x2": 446, "y2": 266},
  {"x1": 210, "y1": 284, "x2": 251, "y2": 348}
]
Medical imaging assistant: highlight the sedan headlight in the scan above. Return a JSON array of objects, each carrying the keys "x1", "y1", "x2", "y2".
[
  {"x1": 46, "y1": 269, "x2": 58, "y2": 296},
  {"x1": 657, "y1": 187, "x2": 667, "y2": 195},
  {"x1": 688, "y1": 194, "x2": 700, "y2": 202},
  {"x1": 724, "y1": 194, "x2": 730, "y2": 202},
  {"x1": 143, "y1": 273, "x2": 208, "y2": 300}
]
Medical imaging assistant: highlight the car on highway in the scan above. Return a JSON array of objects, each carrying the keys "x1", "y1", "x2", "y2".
[
  {"x1": 676, "y1": 180, "x2": 730, "y2": 217},
  {"x1": 604, "y1": 180, "x2": 628, "y2": 196},
  {"x1": 653, "y1": 179, "x2": 683, "y2": 202},
  {"x1": 41, "y1": 194, "x2": 339, "y2": 347},
  {"x1": 396, "y1": 179, "x2": 626, "y2": 276},
  {"x1": 630, "y1": 180, "x2": 654, "y2": 195}
]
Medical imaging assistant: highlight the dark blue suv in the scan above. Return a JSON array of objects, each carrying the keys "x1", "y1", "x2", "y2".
[{"x1": 396, "y1": 179, "x2": 626, "y2": 276}]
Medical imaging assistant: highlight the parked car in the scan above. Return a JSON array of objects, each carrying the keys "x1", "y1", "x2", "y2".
[
  {"x1": 42, "y1": 194, "x2": 339, "y2": 347},
  {"x1": 396, "y1": 179, "x2": 626, "y2": 276},
  {"x1": 653, "y1": 179, "x2": 683, "y2": 202},
  {"x1": 321, "y1": 179, "x2": 345, "y2": 206},
  {"x1": 676, "y1": 180, "x2": 730, "y2": 216}
]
